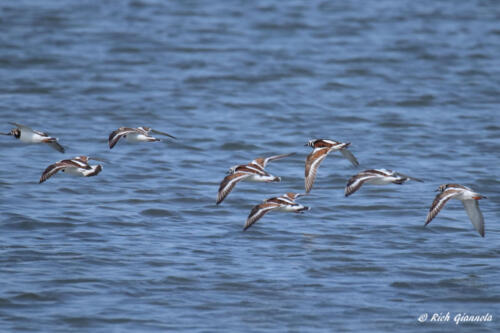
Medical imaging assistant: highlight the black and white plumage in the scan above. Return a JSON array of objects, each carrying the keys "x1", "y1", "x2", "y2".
[
  {"x1": 39, "y1": 156, "x2": 103, "y2": 183},
  {"x1": 304, "y1": 139, "x2": 359, "y2": 193},
  {"x1": 216, "y1": 153, "x2": 295, "y2": 205},
  {"x1": 2, "y1": 122, "x2": 65, "y2": 153},
  {"x1": 244, "y1": 192, "x2": 310, "y2": 231},
  {"x1": 425, "y1": 184, "x2": 487, "y2": 237},
  {"x1": 108, "y1": 126, "x2": 176, "y2": 149},
  {"x1": 344, "y1": 169, "x2": 423, "y2": 197}
]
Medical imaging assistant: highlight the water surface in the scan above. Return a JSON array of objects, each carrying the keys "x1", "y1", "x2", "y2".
[{"x1": 0, "y1": 1, "x2": 499, "y2": 332}]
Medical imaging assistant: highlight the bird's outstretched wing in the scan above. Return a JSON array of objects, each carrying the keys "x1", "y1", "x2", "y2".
[
  {"x1": 108, "y1": 127, "x2": 137, "y2": 149},
  {"x1": 45, "y1": 139, "x2": 65, "y2": 153},
  {"x1": 394, "y1": 172, "x2": 423, "y2": 183},
  {"x1": 39, "y1": 159, "x2": 88, "y2": 183},
  {"x1": 462, "y1": 199, "x2": 485, "y2": 237},
  {"x1": 151, "y1": 129, "x2": 177, "y2": 139},
  {"x1": 261, "y1": 152, "x2": 295, "y2": 168},
  {"x1": 9, "y1": 122, "x2": 33, "y2": 132},
  {"x1": 425, "y1": 189, "x2": 461, "y2": 226},
  {"x1": 243, "y1": 202, "x2": 280, "y2": 231},
  {"x1": 340, "y1": 148, "x2": 359, "y2": 167},
  {"x1": 304, "y1": 148, "x2": 331, "y2": 193},
  {"x1": 216, "y1": 172, "x2": 252, "y2": 205},
  {"x1": 344, "y1": 171, "x2": 381, "y2": 197}
]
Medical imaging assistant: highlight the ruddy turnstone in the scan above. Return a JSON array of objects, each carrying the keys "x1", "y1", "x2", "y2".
[
  {"x1": 108, "y1": 126, "x2": 176, "y2": 149},
  {"x1": 425, "y1": 184, "x2": 487, "y2": 237},
  {"x1": 1, "y1": 122, "x2": 65, "y2": 153},
  {"x1": 244, "y1": 192, "x2": 310, "y2": 231},
  {"x1": 345, "y1": 169, "x2": 423, "y2": 197},
  {"x1": 304, "y1": 139, "x2": 359, "y2": 193},
  {"x1": 216, "y1": 153, "x2": 295, "y2": 205},
  {"x1": 39, "y1": 155, "x2": 103, "y2": 183}
]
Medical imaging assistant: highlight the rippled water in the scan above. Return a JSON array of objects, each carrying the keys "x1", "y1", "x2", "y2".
[{"x1": 1, "y1": 1, "x2": 499, "y2": 332}]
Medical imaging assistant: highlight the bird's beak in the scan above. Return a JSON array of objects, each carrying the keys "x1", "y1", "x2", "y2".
[
  {"x1": 303, "y1": 143, "x2": 308, "y2": 146},
  {"x1": 0, "y1": 132, "x2": 11, "y2": 135}
]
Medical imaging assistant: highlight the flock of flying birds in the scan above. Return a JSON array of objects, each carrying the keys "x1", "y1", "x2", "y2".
[{"x1": 2, "y1": 122, "x2": 489, "y2": 237}]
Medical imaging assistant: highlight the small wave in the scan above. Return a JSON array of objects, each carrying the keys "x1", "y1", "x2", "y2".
[
  {"x1": 141, "y1": 208, "x2": 174, "y2": 217},
  {"x1": 377, "y1": 121, "x2": 425, "y2": 128},
  {"x1": 252, "y1": 22, "x2": 315, "y2": 31},
  {"x1": 396, "y1": 94, "x2": 435, "y2": 107},
  {"x1": 67, "y1": 231, "x2": 102, "y2": 239},
  {"x1": 223, "y1": 102, "x2": 280, "y2": 110},
  {"x1": 321, "y1": 81, "x2": 355, "y2": 90},
  {"x1": 220, "y1": 142, "x2": 260, "y2": 151},
  {"x1": 2, "y1": 214, "x2": 75, "y2": 230},
  {"x1": 12, "y1": 292, "x2": 61, "y2": 302}
]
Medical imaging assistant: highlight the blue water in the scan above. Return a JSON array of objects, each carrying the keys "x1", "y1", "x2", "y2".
[{"x1": 1, "y1": 1, "x2": 499, "y2": 332}]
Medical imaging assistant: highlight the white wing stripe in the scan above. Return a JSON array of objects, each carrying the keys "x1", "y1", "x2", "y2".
[
  {"x1": 222, "y1": 173, "x2": 251, "y2": 191},
  {"x1": 71, "y1": 159, "x2": 89, "y2": 168},
  {"x1": 245, "y1": 165, "x2": 266, "y2": 174},
  {"x1": 277, "y1": 196, "x2": 295, "y2": 205}
]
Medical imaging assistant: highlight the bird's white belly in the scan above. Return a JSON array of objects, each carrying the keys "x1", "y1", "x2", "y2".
[
  {"x1": 278, "y1": 204, "x2": 303, "y2": 212},
  {"x1": 366, "y1": 177, "x2": 394, "y2": 185},
  {"x1": 456, "y1": 190, "x2": 475, "y2": 201},
  {"x1": 20, "y1": 131, "x2": 44, "y2": 143},
  {"x1": 126, "y1": 133, "x2": 149, "y2": 143},
  {"x1": 64, "y1": 167, "x2": 85, "y2": 177},
  {"x1": 246, "y1": 174, "x2": 276, "y2": 182}
]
